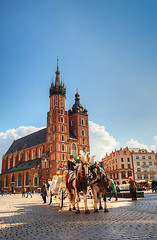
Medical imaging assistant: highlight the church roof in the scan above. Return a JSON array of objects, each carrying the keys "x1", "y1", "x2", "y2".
[
  {"x1": 5, "y1": 128, "x2": 47, "y2": 155},
  {"x1": 1, "y1": 158, "x2": 42, "y2": 174}
]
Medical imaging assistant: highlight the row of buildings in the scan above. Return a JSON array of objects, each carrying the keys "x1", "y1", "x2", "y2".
[{"x1": 102, "y1": 147, "x2": 157, "y2": 185}]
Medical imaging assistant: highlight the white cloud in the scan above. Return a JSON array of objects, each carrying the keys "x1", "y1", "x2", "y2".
[
  {"x1": 127, "y1": 138, "x2": 157, "y2": 152},
  {"x1": 0, "y1": 126, "x2": 44, "y2": 172},
  {"x1": 89, "y1": 121, "x2": 120, "y2": 162}
]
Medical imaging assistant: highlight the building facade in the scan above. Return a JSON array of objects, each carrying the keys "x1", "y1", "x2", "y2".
[
  {"x1": 0, "y1": 60, "x2": 90, "y2": 192},
  {"x1": 129, "y1": 148, "x2": 157, "y2": 182},
  {"x1": 102, "y1": 147, "x2": 133, "y2": 185}
]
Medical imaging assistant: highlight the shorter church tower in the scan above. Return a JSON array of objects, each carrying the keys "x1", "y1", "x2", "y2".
[{"x1": 69, "y1": 91, "x2": 90, "y2": 155}]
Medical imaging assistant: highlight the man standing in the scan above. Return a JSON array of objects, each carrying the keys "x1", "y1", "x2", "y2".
[
  {"x1": 41, "y1": 180, "x2": 47, "y2": 203},
  {"x1": 48, "y1": 179, "x2": 56, "y2": 205}
]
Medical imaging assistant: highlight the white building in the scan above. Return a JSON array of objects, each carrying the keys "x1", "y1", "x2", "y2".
[{"x1": 129, "y1": 148, "x2": 157, "y2": 182}]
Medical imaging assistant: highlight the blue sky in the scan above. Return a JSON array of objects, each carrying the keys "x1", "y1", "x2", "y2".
[{"x1": 0, "y1": 0, "x2": 157, "y2": 169}]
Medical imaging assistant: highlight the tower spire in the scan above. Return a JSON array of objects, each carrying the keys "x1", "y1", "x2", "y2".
[{"x1": 55, "y1": 57, "x2": 60, "y2": 86}]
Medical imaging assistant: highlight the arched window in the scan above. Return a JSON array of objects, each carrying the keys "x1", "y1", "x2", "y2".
[
  {"x1": 18, "y1": 173, "x2": 21, "y2": 186},
  {"x1": 82, "y1": 130, "x2": 85, "y2": 136},
  {"x1": 55, "y1": 96, "x2": 58, "y2": 106},
  {"x1": 122, "y1": 181, "x2": 126, "y2": 184},
  {"x1": 11, "y1": 173, "x2": 15, "y2": 182},
  {"x1": 121, "y1": 171, "x2": 126, "y2": 178},
  {"x1": 62, "y1": 154, "x2": 64, "y2": 160},
  {"x1": 61, "y1": 126, "x2": 64, "y2": 132},
  {"x1": 62, "y1": 135, "x2": 64, "y2": 141},
  {"x1": 82, "y1": 119, "x2": 84, "y2": 125},
  {"x1": 5, "y1": 175, "x2": 8, "y2": 187},
  {"x1": 71, "y1": 143, "x2": 77, "y2": 157},
  {"x1": 128, "y1": 171, "x2": 132, "y2": 177},
  {"x1": 34, "y1": 177, "x2": 38, "y2": 186},
  {"x1": 26, "y1": 172, "x2": 29, "y2": 185},
  {"x1": 83, "y1": 138, "x2": 85, "y2": 144},
  {"x1": 62, "y1": 144, "x2": 64, "y2": 152}
]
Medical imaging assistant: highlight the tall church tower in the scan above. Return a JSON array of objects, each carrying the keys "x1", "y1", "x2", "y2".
[{"x1": 47, "y1": 59, "x2": 69, "y2": 176}]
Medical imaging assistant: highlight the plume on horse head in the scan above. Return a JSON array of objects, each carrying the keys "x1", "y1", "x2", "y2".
[
  {"x1": 79, "y1": 150, "x2": 91, "y2": 165},
  {"x1": 87, "y1": 154, "x2": 96, "y2": 166}
]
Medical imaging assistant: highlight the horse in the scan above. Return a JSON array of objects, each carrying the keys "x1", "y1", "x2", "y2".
[
  {"x1": 75, "y1": 159, "x2": 90, "y2": 214},
  {"x1": 65, "y1": 151, "x2": 90, "y2": 214},
  {"x1": 88, "y1": 156, "x2": 109, "y2": 213}
]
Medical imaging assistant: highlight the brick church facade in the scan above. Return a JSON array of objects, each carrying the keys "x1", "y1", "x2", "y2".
[{"x1": 0, "y1": 60, "x2": 90, "y2": 192}]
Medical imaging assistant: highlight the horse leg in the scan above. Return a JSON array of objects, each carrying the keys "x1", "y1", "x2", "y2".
[
  {"x1": 99, "y1": 191, "x2": 103, "y2": 210},
  {"x1": 72, "y1": 189, "x2": 76, "y2": 210},
  {"x1": 92, "y1": 187, "x2": 98, "y2": 213},
  {"x1": 103, "y1": 189, "x2": 109, "y2": 212},
  {"x1": 67, "y1": 189, "x2": 72, "y2": 211},
  {"x1": 83, "y1": 189, "x2": 90, "y2": 214},
  {"x1": 75, "y1": 190, "x2": 80, "y2": 214}
]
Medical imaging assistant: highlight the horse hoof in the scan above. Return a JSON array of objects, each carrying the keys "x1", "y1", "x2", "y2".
[
  {"x1": 104, "y1": 208, "x2": 109, "y2": 212},
  {"x1": 94, "y1": 209, "x2": 99, "y2": 213},
  {"x1": 73, "y1": 207, "x2": 76, "y2": 210},
  {"x1": 69, "y1": 208, "x2": 72, "y2": 211},
  {"x1": 85, "y1": 210, "x2": 90, "y2": 214},
  {"x1": 76, "y1": 210, "x2": 80, "y2": 214},
  {"x1": 99, "y1": 206, "x2": 103, "y2": 210}
]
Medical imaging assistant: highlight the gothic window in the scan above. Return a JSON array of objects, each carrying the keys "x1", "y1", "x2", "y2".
[
  {"x1": 55, "y1": 96, "x2": 58, "y2": 106},
  {"x1": 62, "y1": 135, "x2": 64, "y2": 141},
  {"x1": 34, "y1": 177, "x2": 38, "y2": 186},
  {"x1": 18, "y1": 173, "x2": 21, "y2": 186},
  {"x1": 62, "y1": 144, "x2": 64, "y2": 152},
  {"x1": 82, "y1": 130, "x2": 85, "y2": 136},
  {"x1": 61, "y1": 126, "x2": 64, "y2": 132},
  {"x1": 5, "y1": 175, "x2": 8, "y2": 187},
  {"x1": 62, "y1": 154, "x2": 64, "y2": 160},
  {"x1": 61, "y1": 97, "x2": 63, "y2": 107},
  {"x1": 11, "y1": 173, "x2": 15, "y2": 182},
  {"x1": 61, "y1": 117, "x2": 64, "y2": 123},
  {"x1": 26, "y1": 172, "x2": 29, "y2": 185},
  {"x1": 82, "y1": 119, "x2": 84, "y2": 125},
  {"x1": 71, "y1": 143, "x2": 77, "y2": 157}
]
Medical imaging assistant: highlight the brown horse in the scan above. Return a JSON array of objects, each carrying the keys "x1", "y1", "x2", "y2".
[
  {"x1": 75, "y1": 161, "x2": 90, "y2": 214},
  {"x1": 89, "y1": 163, "x2": 109, "y2": 212},
  {"x1": 65, "y1": 151, "x2": 90, "y2": 214}
]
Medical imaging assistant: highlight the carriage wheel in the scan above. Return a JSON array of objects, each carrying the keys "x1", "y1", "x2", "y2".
[{"x1": 60, "y1": 190, "x2": 64, "y2": 209}]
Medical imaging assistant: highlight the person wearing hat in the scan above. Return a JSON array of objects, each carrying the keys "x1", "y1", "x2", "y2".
[
  {"x1": 67, "y1": 155, "x2": 76, "y2": 171},
  {"x1": 129, "y1": 177, "x2": 137, "y2": 200}
]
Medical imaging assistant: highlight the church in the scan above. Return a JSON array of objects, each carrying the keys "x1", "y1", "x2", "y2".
[{"x1": 0, "y1": 60, "x2": 90, "y2": 192}]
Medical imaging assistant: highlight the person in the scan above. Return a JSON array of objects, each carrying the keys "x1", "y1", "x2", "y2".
[
  {"x1": 129, "y1": 177, "x2": 137, "y2": 200},
  {"x1": 67, "y1": 155, "x2": 76, "y2": 171},
  {"x1": 26, "y1": 185, "x2": 32, "y2": 198},
  {"x1": 108, "y1": 179, "x2": 118, "y2": 201},
  {"x1": 41, "y1": 180, "x2": 47, "y2": 203},
  {"x1": 48, "y1": 179, "x2": 56, "y2": 205}
]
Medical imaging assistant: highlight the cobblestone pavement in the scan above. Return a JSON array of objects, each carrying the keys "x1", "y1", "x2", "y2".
[{"x1": 0, "y1": 191, "x2": 157, "y2": 240}]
